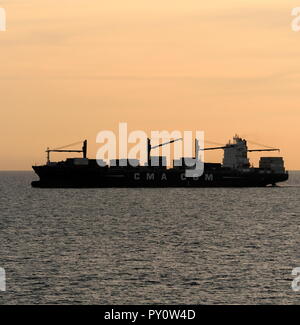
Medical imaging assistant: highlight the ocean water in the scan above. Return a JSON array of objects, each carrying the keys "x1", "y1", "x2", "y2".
[{"x1": 0, "y1": 171, "x2": 299, "y2": 305}]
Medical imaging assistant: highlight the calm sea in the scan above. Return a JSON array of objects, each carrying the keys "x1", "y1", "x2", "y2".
[{"x1": 0, "y1": 171, "x2": 299, "y2": 304}]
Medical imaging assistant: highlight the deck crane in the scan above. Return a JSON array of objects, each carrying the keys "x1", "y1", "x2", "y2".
[
  {"x1": 147, "y1": 138, "x2": 227, "y2": 166},
  {"x1": 199, "y1": 135, "x2": 280, "y2": 153},
  {"x1": 46, "y1": 140, "x2": 87, "y2": 164},
  {"x1": 200, "y1": 146, "x2": 279, "y2": 152},
  {"x1": 200, "y1": 145, "x2": 233, "y2": 151},
  {"x1": 147, "y1": 138, "x2": 244, "y2": 165},
  {"x1": 247, "y1": 148, "x2": 280, "y2": 153},
  {"x1": 198, "y1": 144, "x2": 280, "y2": 153},
  {"x1": 147, "y1": 138, "x2": 182, "y2": 165}
]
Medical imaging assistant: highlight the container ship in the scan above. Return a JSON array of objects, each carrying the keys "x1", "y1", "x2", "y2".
[{"x1": 31, "y1": 135, "x2": 288, "y2": 188}]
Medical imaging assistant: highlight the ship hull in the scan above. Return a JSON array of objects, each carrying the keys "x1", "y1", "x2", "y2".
[{"x1": 31, "y1": 165, "x2": 289, "y2": 188}]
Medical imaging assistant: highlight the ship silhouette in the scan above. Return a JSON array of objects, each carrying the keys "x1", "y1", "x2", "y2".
[{"x1": 32, "y1": 135, "x2": 288, "y2": 188}]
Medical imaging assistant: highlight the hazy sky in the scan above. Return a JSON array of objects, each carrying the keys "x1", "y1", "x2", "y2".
[{"x1": 0, "y1": 0, "x2": 299, "y2": 169}]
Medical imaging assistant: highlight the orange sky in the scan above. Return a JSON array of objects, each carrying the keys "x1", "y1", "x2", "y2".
[{"x1": 0, "y1": 0, "x2": 299, "y2": 170}]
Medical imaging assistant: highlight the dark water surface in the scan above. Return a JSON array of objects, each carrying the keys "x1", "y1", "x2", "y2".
[{"x1": 0, "y1": 171, "x2": 299, "y2": 304}]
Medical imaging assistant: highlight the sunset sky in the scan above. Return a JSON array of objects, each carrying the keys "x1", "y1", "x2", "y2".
[{"x1": 0, "y1": 0, "x2": 299, "y2": 170}]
